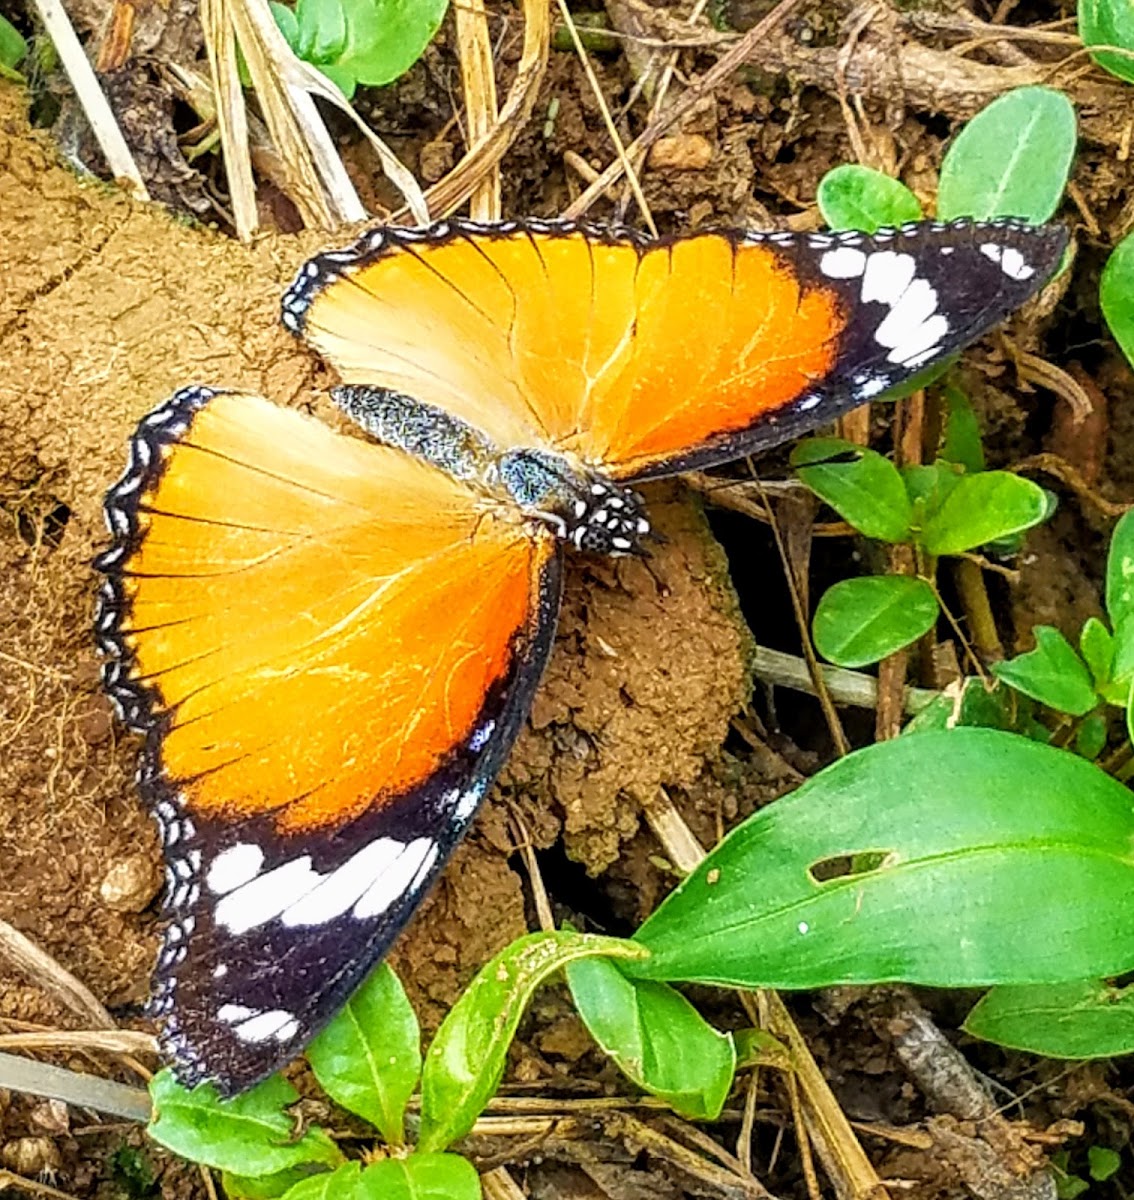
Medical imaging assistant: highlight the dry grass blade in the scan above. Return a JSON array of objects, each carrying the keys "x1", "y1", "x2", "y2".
[
  {"x1": 0, "y1": 1030, "x2": 158, "y2": 1056},
  {"x1": 29, "y1": 0, "x2": 149, "y2": 201},
  {"x1": 0, "y1": 918, "x2": 114, "y2": 1030},
  {"x1": 562, "y1": 0, "x2": 808, "y2": 218},
  {"x1": 224, "y1": 0, "x2": 358, "y2": 230},
  {"x1": 422, "y1": 0, "x2": 550, "y2": 216},
  {"x1": 198, "y1": 0, "x2": 428, "y2": 235},
  {"x1": 0, "y1": 1052, "x2": 152, "y2": 1122},
  {"x1": 455, "y1": 0, "x2": 502, "y2": 220},
  {"x1": 201, "y1": 0, "x2": 257, "y2": 238},
  {"x1": 554, "y1": 0, "x2": 656, "y2": 234}
]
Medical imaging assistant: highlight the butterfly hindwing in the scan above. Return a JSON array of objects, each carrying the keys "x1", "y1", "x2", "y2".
[
  {"x1": 95, "y1": 387, "x2": 562, "y2": 1092},
  {"x1": 283, "y1": 218, "x2": 1066, "y2": 482}
]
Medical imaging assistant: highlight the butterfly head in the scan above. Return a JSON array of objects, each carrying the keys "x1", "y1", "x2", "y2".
[{"x1": 494, "y1": 448, "x2": 650, "y2": 556}]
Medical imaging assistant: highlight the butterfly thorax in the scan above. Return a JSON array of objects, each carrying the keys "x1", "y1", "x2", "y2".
[{"x1": 495, "y1": 448, "x2": 650, "y2": 556}]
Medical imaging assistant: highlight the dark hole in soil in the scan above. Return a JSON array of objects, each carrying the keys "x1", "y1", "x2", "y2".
[
  {"x1": 519, "y1": 842, "x2": 638, "y2": 939},
  {"x1": 16, "y1": 498, "x2": 71, "y2": 550}
]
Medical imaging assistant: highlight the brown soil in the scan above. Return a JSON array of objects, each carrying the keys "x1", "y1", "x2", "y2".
[{"x1": 3, "y1": 0, "x2": 1134, "y2": 1190}]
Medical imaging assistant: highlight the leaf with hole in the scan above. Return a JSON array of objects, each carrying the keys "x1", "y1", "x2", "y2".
[
  {"x1": 566, "y1": 957, "x2": 735, "y2": 1120},
  {"x1": 991, "y1": 626, "x2": 1098, "y2": 716},
  {"x1": 417, "y1": 932, "x2": 649, "y2": 1153},
  {"x1": 964, "y1": 980, "x2": 1134, "y2": 1059},
  {"x1": 147, "y1": 1072, "x2": 342, "y2": 1178},
  {"x1": 816, "y1": 165, "x2": 922, "y2": 232},
  {"x1": 918, "y1": 471, "x2": 1051, "y2": 556},
  {"x1": 813, "y1": 575, "x2": 938, "y2": 668},
  {"x1": 792, "y1": 439, "x2": 912, "y2": 542},
  {"x1": 937, "y1": 86, "x2": 1076, "y2": 223},
  {"x1": 306, "y1": 964, "x2": 420, "y2": 1146},
  {"x1": 1079, "y1": 0, "x2": 1134, "y2": 84},
  {"x1": 629, "y1": 728, "x2": 1134, "y2": 988}
]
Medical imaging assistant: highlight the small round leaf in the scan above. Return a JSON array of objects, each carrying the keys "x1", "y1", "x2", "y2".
[
  {"x1": 813, "y1": 576, "x2": 938, "y2": 668},
  {"x1": 817, "y1": 165, "x2": 922, "y2": 233}
]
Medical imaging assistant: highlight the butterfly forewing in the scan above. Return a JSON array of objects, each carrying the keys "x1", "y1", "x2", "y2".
[
  {"x1": 283, "y1": 218, "x2": 1066, "y2": 481},
  {"x1": 95, "y1": 387, "x2": 561, "y2": 1091}
]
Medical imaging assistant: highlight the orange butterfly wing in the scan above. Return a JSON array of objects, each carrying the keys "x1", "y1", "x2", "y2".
[
  {"x1": 96, "y1": 387, "x2": 560, "y2": 1089},
  {"x1": 282, "y1": 219, "x2": 1067, "y2": 480}
]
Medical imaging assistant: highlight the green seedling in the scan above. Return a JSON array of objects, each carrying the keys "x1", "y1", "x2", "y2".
[
  {"x1": 803, "y1": 87, "x2": 1076, "y2": 669},
  {"x1": 270, "y1": 0, "x2": 448, "y2": 98}
]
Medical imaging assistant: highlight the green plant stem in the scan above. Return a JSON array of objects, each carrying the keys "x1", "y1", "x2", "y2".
[{"x1": 953, "y1": 557, "x2": 1004, "y2": 662}]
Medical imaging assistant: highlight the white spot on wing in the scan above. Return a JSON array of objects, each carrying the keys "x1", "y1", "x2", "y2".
[
  {"x1": 819, "y1": 247, "x2": 867, "y2": 279},
  {"x1": 207, "y1": 843, "x2": 264, "y2": 895},
  {"x1": 861, "y1": 251, "x2": 916, "y2": 305},
  {"x1": 281, "y1": 838, "x2": 408, "y2": 928},
  {"x1": 353, "y1": 837, "x2": 437, "y2": 919}
]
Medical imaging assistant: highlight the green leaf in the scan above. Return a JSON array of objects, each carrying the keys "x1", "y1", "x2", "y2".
[
  {"x1": 630, "y1": 728, "x2": 1134, "y2": 988},
  {"x1": 1106, "y1": 511, "x2": 1134, "y2": 630},
  {"x1": 566, "y1": 958, "x2": 735, "y2": 1120},
  {"x1": 0, "y1": 13, "x2": 27, "y2": 75},
  {"x1": 306, "y1": 964, "x2": 421, "y2": 1146},
  {"x1": 1075, "y1": 714, "x2": 1108, "y2": 761},
  {"x1": 418, "y1": 932, "x2": 649, "y2": 1154},
  {"x1": 792, "y1": 439, "x2": 912, "y2": 542},
  {"x1": 902, "y1": 677, "x2": 1046, "y2": 739},
  {"x1": 280, "y1": 1163, "x2": 361, "y2": 1200},
  {"x1": 1088, "y1": 1146, "x2": 1122, "y2": 1182},
  {"x1": 964, "y1": 980, "x2": 1134, "y2": 1059},
  {"x1": 226, "y1": 1165, "x2": 328, "y2": 1198},
  {"x1": 939, "y1": 384, "x2": 985, "y2": 474},
  {"x1": 991, "y1": 626, "x2": 1098, "y2": 716},
  {"x1": 271, "y1": 1, "x2": 301, "y2": 48},
  {"x1": 147, "y1": 1071, "x2": 342, "y2": 1178},
  {"x1": 1079, "y1": 0, "x2": 1134, "y2": 84},
  {"x1": 1080, "y1": 617, "x2": 1115, "y2": 691},
  {"x1": 903, "y1": 461, "x2": 963, "y2": 524},
  {"x1": 918, "y1": 470, "x2": 1050, "y2": 556},
  {"x1": 325, "y1": 0, "x2": 448, "y2": 88},
  {"x1": 351, "y1": 1155, "x2": 481, "y2": 1199},
  {"x1": 937, "y1": 86, "x2": 1076, "y2": 223},
  {"x1": 1101, "y1": 232, "x2": 1134, "y2": 372},
  {"x1": 294, "y1": 0, "x2": 346, "y2": 61},
  {"x1": 816, "y1": 165, "x2": 922, "y2": 233},
  {"x1": 813, "y1": 576, "x2": 938, "y2": 668}
]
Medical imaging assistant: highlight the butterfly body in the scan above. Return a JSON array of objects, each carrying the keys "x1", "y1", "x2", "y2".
[{"x1": 95, "y1": 217, "x2": 1068, "y2": 1094}]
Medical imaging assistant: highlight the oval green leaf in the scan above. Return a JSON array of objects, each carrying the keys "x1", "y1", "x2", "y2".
[
  {"x1": 964, "y1": 980, "x2": 1134, "y2": 1059},
  {"x1": 306, "y1": 963, "x2": 421, "y2": 1146},
  {"x1": 355, "y1": 1155, "x2": 481, "y2": 1200},
  {"x1": 813, "y1": 576, "x2": 938, "y2": 668},
  {"x1": 817, "y1": 165, "x2": 923, "y2": 233},
  {"x1": 331, "y1": 0, "x2": 448, "y2": 88},
  {"x1": 417, "y1": 932, "x2": 649, "y2": 1154},
  {"x1": 937, "y1": 86, "x2": 1076, "y2": 223},
  {"x1": 792, "y1": 438, "x2": 912, "y2": 542},
  {"x1": 1079, "y1": 0, "x2": 1134, "y2": 84},
  {"x1": 991, "y1": 626, "x2": 1098, "y2": 716},
  {"x1": 280, "y1": 1163, "x2": 362, "y2": 1200},
  {"x1": 0, "y1": 13, "x2": 27, "y2": 76},
  {"x1": 631, "y1": 728, "x2": 1134, "y2": 988},
  {"x1": 918, "y1": 470, "x2": 1050, "y2": 556},
  {"x1": 565, "y1": 957, "x2": 735, "y2": 1120},
  {"x1": 939, "y1": 385, "x2": 985, "y2": 474},
  {"x1": 147, "y1": 1071, "x2": 342, "y2": 1177},
  {"x1": 1105, "y1": 510, "x2": 1134, "y2": 629},
  {"x1": 1101, "y1": 234, "x2": 1134, "y2": 373}
]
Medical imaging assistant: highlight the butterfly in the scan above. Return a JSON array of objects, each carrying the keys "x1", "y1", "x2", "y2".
[{"x1": 94, "y1": 216, "x2": 1067, "y2": 1094}]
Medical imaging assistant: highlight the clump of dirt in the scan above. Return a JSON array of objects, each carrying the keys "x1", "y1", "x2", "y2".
[{"x1": 0, "y1": 80, "x2": 756, "y2": 1057}]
